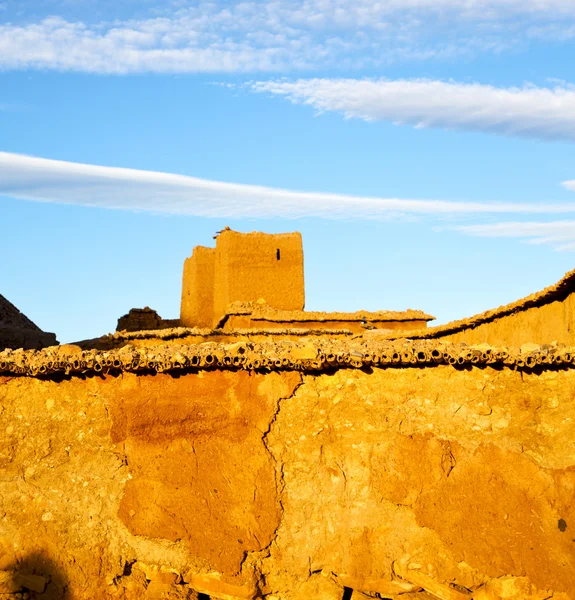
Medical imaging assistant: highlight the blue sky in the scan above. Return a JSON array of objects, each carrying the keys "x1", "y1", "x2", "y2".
[{"x1": 2, "y1": 0, "x2": 575, "y2": 342}]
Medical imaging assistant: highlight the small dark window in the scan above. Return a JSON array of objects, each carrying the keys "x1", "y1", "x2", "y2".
[{"x1": 276, "y1": 249, "x2": 281, "y2": 260}]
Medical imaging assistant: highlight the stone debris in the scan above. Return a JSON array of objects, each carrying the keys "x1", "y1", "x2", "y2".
[
  {"x1": 393, "y1": 562, "x2": 470, "y2": 600},
  {"x1": 1, "y1": 338, "x2": 574, "y2": 377},
  {"x1": 471, "y1": 576, "x2": 567, "y2": 600},
  {"x1": 185, "y1": 573, "x2": 257, "y2": 599},
  {"x1": 335, "y1": 573, "x2": 419, "y2": 596},
  {"x1": 0, "y1": 571, "x2": 45, "y2": 594}
]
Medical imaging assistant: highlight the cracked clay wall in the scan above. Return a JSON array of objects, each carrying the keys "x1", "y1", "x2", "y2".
[{"x1": 1, "y1": 356, "x2": 575, "y2": 600}]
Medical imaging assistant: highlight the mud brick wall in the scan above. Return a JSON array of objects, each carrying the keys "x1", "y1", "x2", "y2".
[
  {"x1": 402, "y1": 267, "x2": 575, "y2": 347},
  {"x1": 441, "y1": 293, "x2": 575, "y2": 346},
  {"x1": 0, "y1": 339, "x2": 574, "y2": 599},
  {"x1": 181, "y1": 245, "x2": 216, "y2": 329}
]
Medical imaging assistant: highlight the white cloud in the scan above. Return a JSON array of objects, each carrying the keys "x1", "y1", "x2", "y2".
[
  {"x1": 250, "y1": 78, "x2": 575, "y2": 140},
  {"x1": 0, "y1": 15, "x2": 284, "y2": 73},
  {"x1": 449, "y1": 182, "x2": 575, "y2": 251},
  {"x1": 0, "y1": 0, "x2": 575, "y2": 73},
  {"x1": 2, "y1": 152, "x2": 575, "y2": 222},
  {"x1": 455, "y1": 221, "x2": 575, "y2": 251}
]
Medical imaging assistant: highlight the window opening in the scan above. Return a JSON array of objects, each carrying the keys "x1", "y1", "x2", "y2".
[{"x1": 276, "y1": 249, "x2": 281, "y2": 260}]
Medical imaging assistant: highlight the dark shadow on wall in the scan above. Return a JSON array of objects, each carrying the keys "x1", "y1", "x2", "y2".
[{"x1": 1, "y1": 551, "x2": 72, "y2": 599}]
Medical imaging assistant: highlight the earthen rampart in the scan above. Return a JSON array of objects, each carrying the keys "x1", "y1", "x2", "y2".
[
  {"x1": 1, "y1": 341, "x2": 574, "y2": 599},
  {"x1": 388, "y1": 267, "x2": 575, "y2": 346}
]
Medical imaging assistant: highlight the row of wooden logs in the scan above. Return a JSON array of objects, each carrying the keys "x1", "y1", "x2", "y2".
[{"x1": 0, "y1": 340, "x2": 573, "y2": 377}]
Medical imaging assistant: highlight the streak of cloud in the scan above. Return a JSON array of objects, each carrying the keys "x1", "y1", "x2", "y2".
[
  {"x1": 455, "y1": 221, "x2": 575, "y2": 251},
  {"x1": 250, "y1": 78, "x2": 575, "y2": 141},
  {"x1": 2, "y1": 152, "x2": 575, "y2": 222}
]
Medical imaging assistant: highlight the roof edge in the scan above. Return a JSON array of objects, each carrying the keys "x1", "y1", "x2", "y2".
[
  {"x1": 224, "y1": 302, "x2": 435, "y2": 323},
  {"x1": 387, "y1": 267, "x2": 575, "y2": 340}
]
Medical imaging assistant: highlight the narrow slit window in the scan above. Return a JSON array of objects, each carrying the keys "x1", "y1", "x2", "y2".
[{"x1": 276, "y1": 249, "x2": 281, "y2": 260}]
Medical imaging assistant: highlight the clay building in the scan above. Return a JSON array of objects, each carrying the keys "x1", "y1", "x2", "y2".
[
  {"x1": 0, "y1": 292, "x2": 57, "y2": 350},
  {"x1": 119, "y1": 228, "x2": 433, "y2": 335},
  {"x1": 180, "y1": 228, "x2": 306, "y2": 329}
]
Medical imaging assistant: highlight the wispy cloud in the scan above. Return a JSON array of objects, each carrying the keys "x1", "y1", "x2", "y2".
[
  {"x1": 448, "y1": 181, "x2": 575, "y2": 251},
  {"x1": 1, "y1": 0, "x2": 575, "y2": 73},
  {"x1": 2, "y1": 152, "x2": 575, "y2": 222},
  {"x1": 456, "y1": 221, "x2": 575, "y2": 251},
  {"x1": 249, "y1": 78, "x2": 575, "y2": 141}
]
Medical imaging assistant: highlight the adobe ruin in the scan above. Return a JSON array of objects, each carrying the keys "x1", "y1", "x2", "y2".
[
  {"x1": 118, "y1": 229, "x2": 433, "y2": 335},
  {"x1": 1, "y1": 229, "x2": 575, "y2": 600},
  {"x1": 181, "y1": 228, "x2": 306, "y2": 329}
]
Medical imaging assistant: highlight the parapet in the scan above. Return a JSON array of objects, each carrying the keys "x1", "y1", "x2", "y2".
[{"x1": 219, "y1": 301, "x2": 434, "y2": 333}]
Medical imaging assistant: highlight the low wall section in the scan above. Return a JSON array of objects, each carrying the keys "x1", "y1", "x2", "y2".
[
  {"x1": 0, "y1": 339, "x2": 574, "y2": 599},
  {"x1": 400, "y1": 268, "x2": 575, "y2": 347}
]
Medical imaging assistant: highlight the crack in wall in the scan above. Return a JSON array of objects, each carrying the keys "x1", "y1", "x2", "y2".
[{"x1": 238, "y1": 374, "x2": 305, "y2": 589}]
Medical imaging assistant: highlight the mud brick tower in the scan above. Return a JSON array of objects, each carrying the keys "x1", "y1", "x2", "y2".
[{"x1": 180, "y1": 228, "x2": 305, "y2": 328}]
